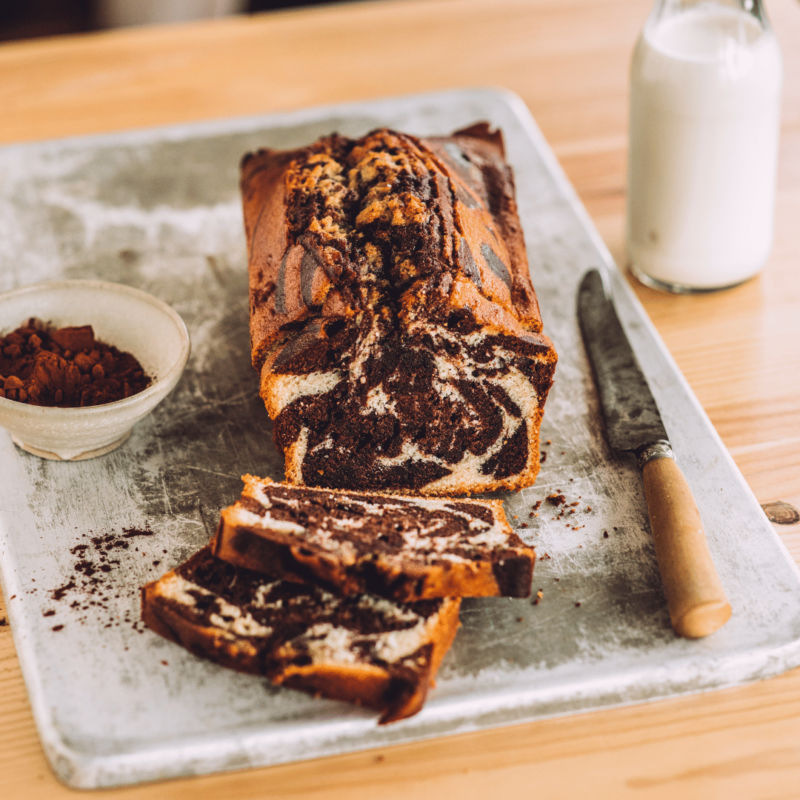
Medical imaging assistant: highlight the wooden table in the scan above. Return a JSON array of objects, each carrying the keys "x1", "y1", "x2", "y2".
[{"x1": 2, "y1": 0, "x2": 799, "y2": 796}]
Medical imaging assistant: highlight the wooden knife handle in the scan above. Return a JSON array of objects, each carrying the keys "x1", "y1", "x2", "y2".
[{"x1": 641, "y1": 454, "x2": 732, "y2": 638}]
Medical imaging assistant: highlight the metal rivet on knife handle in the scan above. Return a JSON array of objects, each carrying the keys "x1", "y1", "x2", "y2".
[{"x1": 640, "y1": 447, "x2": 732, "y2": 639}]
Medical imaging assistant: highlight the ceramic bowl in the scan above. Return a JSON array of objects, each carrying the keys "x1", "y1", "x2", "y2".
[{"x1": 0, "y1": 280, "x2": 190, "y2": 461}]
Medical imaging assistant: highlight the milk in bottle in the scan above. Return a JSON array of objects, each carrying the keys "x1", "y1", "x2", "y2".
[{"x1": 626, "y1": 0, "x2": 782, "y2": 292}]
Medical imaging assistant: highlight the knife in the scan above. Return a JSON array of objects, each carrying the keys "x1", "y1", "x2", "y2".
[{"x1": 577, "y1": 268, "x2": 731, "y2": 639}]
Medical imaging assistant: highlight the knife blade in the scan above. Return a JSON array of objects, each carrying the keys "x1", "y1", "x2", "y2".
[{"x1": 577, "y1": 268, "x2": 731, "y2": 638}]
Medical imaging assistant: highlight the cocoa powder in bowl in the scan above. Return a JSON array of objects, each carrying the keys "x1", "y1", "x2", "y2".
[{"x1": 0, "y1": 318, "x2": 152, "y2": 407}]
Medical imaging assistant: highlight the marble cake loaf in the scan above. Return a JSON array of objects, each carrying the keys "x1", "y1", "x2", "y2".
[
  {"x1": 212, "y1": 475, "x2": 535, "y2": 602},
  {"x1": 141, "y1": 545, "x2": 461, "y2": 724},
  {"x1": 241, "y1": 123, "x2": 557, "y2": 494}
]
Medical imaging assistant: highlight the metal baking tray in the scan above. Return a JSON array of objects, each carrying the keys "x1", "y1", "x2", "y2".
[{"x1": 1, "y1": 87, "x2": 799, "y2": 790}]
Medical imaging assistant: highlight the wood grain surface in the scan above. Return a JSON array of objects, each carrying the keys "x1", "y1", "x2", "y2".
[{"x1": 1, "y1": 0, "x2": 800, "y2": 797}]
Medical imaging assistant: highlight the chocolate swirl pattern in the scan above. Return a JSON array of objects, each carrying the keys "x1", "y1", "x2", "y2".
[{"x1": 240, "y1": 124, "x2": 557, "y2": 494}]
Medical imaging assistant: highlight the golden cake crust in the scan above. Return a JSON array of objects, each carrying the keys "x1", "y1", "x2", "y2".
[{"x1": 241, "y1": 124, "x2": 557, "y2": 495}]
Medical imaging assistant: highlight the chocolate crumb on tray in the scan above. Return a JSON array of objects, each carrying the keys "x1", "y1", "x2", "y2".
[{"x1": 45, "y1": 525, "x2": 156, "y2": 633}]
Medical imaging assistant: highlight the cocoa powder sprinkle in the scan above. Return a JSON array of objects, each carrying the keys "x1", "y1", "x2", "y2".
[
  {"x1": 0, "y1": 319, "x2": 152, "y2": 407},
  {"x1": 46, "y1": 524, "x2": 157, "y2": 633}
]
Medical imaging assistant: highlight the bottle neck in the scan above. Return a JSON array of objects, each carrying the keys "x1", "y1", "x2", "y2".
[{"x1": 648, "y1": 0, "x2": 770, "y2": 29}]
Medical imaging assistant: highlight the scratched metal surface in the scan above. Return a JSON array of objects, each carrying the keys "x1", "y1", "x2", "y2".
[{"x1": 1, "y1": 88, "x2": 799, "y2": 790}]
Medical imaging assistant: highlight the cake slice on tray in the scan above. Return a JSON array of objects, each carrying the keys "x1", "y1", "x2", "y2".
[
  {"x1": 141, "y1": 545, "x2": 461, "y2": 724},
  {"x1": 211, "y1": 474, "x2": 535, "y2": 601}
]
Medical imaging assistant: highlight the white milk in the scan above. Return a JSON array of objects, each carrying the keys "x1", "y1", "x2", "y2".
[{"x1": 626, "y1": 3, "x2": 782, "y2": 291}]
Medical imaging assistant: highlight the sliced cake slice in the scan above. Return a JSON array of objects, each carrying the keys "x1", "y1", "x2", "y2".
[
  {"x1": 211, "y1": 474, "x2": 535, "y2": 602},
  {"x1": 141, "y1": 545, "x2": 461, "y2": 724}
]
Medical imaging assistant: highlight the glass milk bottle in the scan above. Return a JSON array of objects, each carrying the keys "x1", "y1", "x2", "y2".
[{"x1": 626, "y1": 0, "x2": 782, "y2": 293}]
